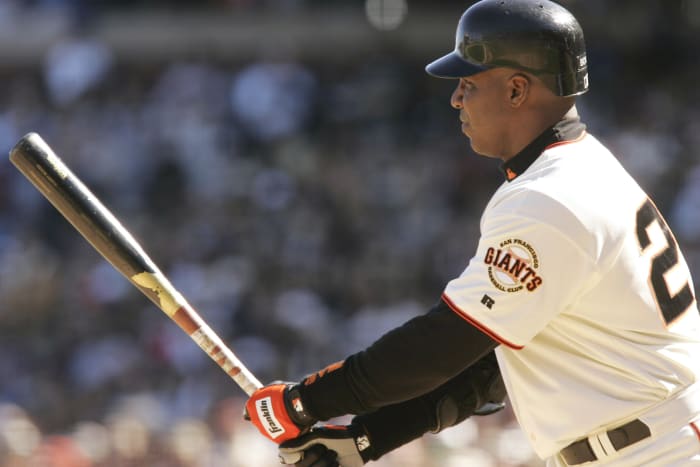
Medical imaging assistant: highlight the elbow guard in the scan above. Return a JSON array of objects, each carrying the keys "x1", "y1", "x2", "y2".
[{"x1": 432, "y1": 351, "x2": 506, "y2": 432}]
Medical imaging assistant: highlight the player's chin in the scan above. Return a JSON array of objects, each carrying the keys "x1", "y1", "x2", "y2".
[
  {"x1": 464, "y1": 130, "x2": 494, "y2": 157},
  {"x1": 461, "y1": 125, "x2": 475, "y2": 144},
  {"x1": 467, "y1": 137, "x2": 493, "y2": 158}
]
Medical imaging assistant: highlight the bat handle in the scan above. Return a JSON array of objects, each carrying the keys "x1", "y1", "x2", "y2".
[
  {"x1": 130, "y1": 270, "x2": 263, "y2": 395},
  {"x1": 188, "y1": 319, "x2": 263, "y2": 395}
]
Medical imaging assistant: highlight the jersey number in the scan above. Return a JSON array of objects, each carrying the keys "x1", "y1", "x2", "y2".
[{"x1": 636, "y1": 199, "x2": 695, "y2": 325}]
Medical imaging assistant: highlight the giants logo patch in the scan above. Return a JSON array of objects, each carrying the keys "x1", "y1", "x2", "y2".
[{"x1": 484, "y1": 238, "x2": 543, "y2": 293}]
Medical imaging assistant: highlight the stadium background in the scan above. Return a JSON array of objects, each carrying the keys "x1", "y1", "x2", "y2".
[{"x1": 0, "y1": 0, "x2": 698, "y2": 465}]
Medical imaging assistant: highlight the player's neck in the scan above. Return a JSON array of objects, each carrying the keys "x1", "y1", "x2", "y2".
[{"x1": 501, "y1": 103, "x2": 578, "y2": 162}]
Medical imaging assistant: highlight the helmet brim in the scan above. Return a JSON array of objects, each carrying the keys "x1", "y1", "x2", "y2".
[{"x1": 425, "y1": 51, "x2": 488, "y2": 78}]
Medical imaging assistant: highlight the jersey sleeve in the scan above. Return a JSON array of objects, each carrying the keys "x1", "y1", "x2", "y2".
[{"x1": 443, "y1": 208, "x2": 596, "y2": 348}]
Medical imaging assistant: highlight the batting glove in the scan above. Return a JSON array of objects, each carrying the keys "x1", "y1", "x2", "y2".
[
  {"x1": 245, "y1": 382, "x2": 317, "y2": 444},
  {"x1": 278, "y1": 424, "x2": 373, "y2": 467}
]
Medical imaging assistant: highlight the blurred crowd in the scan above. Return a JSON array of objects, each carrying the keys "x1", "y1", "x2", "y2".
[{"x1": 0, "y1": 0, "x2": 698, "y2": 466}]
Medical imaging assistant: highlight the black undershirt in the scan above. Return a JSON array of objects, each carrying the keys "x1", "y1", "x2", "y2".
[
  {"x1": 300, "y1": 112, "x2": 587, "y2": 421},
  {"x1": 500, "y1": 108, "x2": 586, "y2": 181},
  {"x1": 300, "y1": 299, "x2": 498, "y2": 420}
]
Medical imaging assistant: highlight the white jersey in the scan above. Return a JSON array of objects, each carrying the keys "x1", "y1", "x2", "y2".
[{"x1": 442, "y1": 132, "x2": 700, "y2": 458}]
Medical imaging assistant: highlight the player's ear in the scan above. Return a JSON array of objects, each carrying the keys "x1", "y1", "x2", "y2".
[{"x1": 508, "y1": 73, "x2": 530, "y2": 107}]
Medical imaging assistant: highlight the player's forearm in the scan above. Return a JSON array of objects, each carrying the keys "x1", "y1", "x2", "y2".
[
  {"x1": 353, "y1": 350, "x2": 503, "y2": 461},
  {"x1": 352, "y1": 396, "x2": 436, "y2": 461},
  {"x1": 299, "y1": 299, "x2": 498, "y2": 420}
]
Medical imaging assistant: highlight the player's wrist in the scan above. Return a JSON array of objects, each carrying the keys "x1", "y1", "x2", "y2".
[
  {"x1": 284, "y1": 383, "x2": 317, "y2": 427},
  {"x1": 347, "y1": 420, "x2": 377, "y2": 463},
  {"x1": 351, "y1": 401, "x2": 433, "y2": 462}
]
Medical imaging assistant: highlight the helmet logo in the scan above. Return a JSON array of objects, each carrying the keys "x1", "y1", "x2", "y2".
[{"x1": 461, "y1": 41, "x2": 491, "y2": 65}]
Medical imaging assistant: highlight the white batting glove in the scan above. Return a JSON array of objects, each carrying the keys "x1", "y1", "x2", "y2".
[{"x1": 278, "y1": 424, "x2": 372, "y2": 467}]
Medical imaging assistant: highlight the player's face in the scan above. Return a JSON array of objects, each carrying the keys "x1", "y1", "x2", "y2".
[{"x1": 450, "y1": 69, "x2": 514, "y2": 158}]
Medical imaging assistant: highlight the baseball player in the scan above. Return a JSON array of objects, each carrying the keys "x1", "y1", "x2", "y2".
[{"x1": 245, "y1": 0, "x2": 700, "y2": 465}]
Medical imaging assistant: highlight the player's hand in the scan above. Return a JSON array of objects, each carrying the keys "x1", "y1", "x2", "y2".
[
  {"x1": 278, "y1": 424, "x2": 373, "y2": 467},
  {"x1": 244, "y1": 382, "x2": 317, "y2": 444}
]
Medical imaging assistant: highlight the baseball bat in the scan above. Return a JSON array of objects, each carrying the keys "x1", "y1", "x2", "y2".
[{"x1": 9, "y1": 132, "x2": 262, "y2": 396}]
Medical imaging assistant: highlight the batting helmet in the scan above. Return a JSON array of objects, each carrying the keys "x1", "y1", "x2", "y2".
[{"x1": 426, "y1": 0, "x2": 589, "y2": 97}]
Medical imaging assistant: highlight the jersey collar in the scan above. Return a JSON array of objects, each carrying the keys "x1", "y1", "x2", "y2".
[{"x1": 500, "y1": 110, "x2": 587, "y2": 182}]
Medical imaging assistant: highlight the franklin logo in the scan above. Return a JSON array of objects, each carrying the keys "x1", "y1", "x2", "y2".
[
  {"x1": 484, "y1": 238, "x2": 543, "y2": 293},
  {"x1": 256, "y1": 397, "x2": 285, "y2": 438}
]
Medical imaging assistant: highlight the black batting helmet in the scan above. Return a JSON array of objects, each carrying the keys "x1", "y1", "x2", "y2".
[{"x1": 426, "y1": 0, "x2": 589, "y2": 97}]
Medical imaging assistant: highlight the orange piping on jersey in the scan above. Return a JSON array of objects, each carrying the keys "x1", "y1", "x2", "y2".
[
  {"x1": 544, "y1": 131, "x2": 587, "y2": 150},
  {"x1": 441, "y1": 293, "x2": 524, "y2": 350},
  {"x1": 691, "y1": 421, "x2": 700, "y2": 441}
]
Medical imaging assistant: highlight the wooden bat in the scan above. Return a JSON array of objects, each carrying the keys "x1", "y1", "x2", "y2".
[{"x1": 9, "y1": 132, "x2": 262, "y2": 396}]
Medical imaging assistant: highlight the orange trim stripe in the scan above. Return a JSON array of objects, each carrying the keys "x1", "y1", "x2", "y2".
[
  {"x1": 691, "y1": 421, "x2": 700, "y2": 441},
  {"x1": 441, "y1": 293, "x2": 524, "y2": 350},
  {"x1": 545, "y1": 131, "x2": 587, "y2": 150}
]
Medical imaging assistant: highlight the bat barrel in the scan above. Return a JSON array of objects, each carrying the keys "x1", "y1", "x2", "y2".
[
  {"x1": 10, "y1": 132, "x2": 158, "y2": 280},
  {"x1": 10, "y1": 132, "x2": 262, "y2": 395}
]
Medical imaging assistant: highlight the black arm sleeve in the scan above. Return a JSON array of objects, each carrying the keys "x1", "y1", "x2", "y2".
[
  {"x1": 299, "y1": 298, "x2": 498, "y2": 421},
  {"x1": 352, "y1": 350, "x2": 504, "y2": 461}
]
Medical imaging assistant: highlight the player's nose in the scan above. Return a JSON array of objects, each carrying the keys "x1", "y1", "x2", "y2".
[{"x1": 450, "y1": 82, "x2": 464, "y2": 109}]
